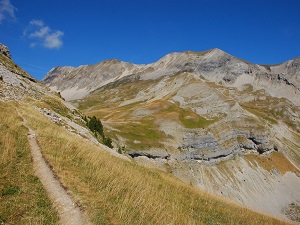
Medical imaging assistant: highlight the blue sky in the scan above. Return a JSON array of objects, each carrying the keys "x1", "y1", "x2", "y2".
[{"x1": 0, "y1": 0, "x2": 300, "y2": 80}]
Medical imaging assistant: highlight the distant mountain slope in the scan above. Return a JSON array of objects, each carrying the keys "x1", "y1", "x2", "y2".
[
  {"x1": 42, "y1": 48, "x2": 300, "y2": 222},
  {"x1": 43, "y1": 59, "x2": 146, "y2": 100}
]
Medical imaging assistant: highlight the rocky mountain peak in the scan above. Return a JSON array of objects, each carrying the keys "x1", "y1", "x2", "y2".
[
  {"x1": 102, "y1": 58, "x2": 122, "y2": 64},
  {"x1": 208, "y1": 48, "x2": 230, "y2": 57},
  {"x1": 43, "y1": 48, "x2": 300, "y2": 104},
  {"x1": 0, "y1": 43, "x2": 11, "y2": 59}
]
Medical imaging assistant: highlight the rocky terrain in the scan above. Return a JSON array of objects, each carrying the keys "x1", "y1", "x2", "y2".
[
  {"x1": 43, "y1": 48, "x2": 300, "y2": 222},
  {"x1": 0, "y1": 44, "x2": 11, "y2": 59},
  {"x1": 44, "y1": 48, "x2": 300, "y2": 105}
]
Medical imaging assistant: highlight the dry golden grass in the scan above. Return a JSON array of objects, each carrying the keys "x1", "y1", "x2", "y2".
[
  {"x1": 0, "y1": 102, "x2": 59, "y2": 224},
  {"x1": 19, "y1": 102, "x2": 291, "y2": 225},
  {"x1": 244, "y1": 152, "x2": 299, "y2": 174}
]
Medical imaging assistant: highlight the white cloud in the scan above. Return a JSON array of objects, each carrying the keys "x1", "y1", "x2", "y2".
[
  {"x1": 24, "y1": 19, "x2": 64, "y2": 49},
  {"x1": 29, "y1": 26, "x2": 50, "y2": 38},
  {"x1": 30, "y1": 19, "x2": 44, "y2": 27},
  {"x1": 0, "y1": 0, "x2": 16, "y2": 24},
  {"x1": 44, "y1": 31, "x2": 63, "y2": 49}
]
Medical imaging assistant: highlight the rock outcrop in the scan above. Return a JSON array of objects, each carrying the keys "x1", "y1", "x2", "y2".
[{"x1": 0, "y1": 43, "x2": 11, "y2": 59}]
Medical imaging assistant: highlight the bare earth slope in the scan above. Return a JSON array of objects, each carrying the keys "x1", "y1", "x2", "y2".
[{"x1": 43, "y1": 49, "x2": 300, "y2": 222}]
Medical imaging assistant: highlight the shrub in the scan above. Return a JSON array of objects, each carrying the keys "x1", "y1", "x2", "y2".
[
  {"x1": 117, "y1": 146, "x2": 125, "y2": 154},
  {"x1": 103, "y1": 137, "x2": 113, "y2": 148},
  {"x1": 88, "y1": 116, "x2": 104, "y2": 137},
  {"x1": 2, "y1": 186, "x2": 20, "y2": 196}
]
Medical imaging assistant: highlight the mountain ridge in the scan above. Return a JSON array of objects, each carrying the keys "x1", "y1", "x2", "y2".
[{"x1": 43, "y1": 49, "x2": 300, "y2": 105}]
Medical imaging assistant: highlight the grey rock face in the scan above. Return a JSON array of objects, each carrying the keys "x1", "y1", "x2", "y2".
[
  {"x1": 0, "y1": 64, "x2": 41, "y2": 101},
  {"x1": 178, "y1": 129, "x2": 276, "y2": 162},
  {"x1": 0, "y1": 43, "x2": 11, "y2": 59},
  {"x1": 43, "y1": 60, "x2": 146, "y2": 100},
  {"x1": 271, "y1": 57, "x2": 300, "y2": 87},
  {"x1": 43, "y1": 48, "x2": 300, "y2": 104}
]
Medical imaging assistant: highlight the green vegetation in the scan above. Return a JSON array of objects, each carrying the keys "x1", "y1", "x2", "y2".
[
  {"x1": 241, "y1": 104, "x2": 278, "y2": 124},
  {"x1": 87, "y1": 116, "x2": 103, "y2": 137},
  {"x1": 103, "y1": 136, "x2": 113, "y2": 148},
  {"x1": 0, "y1": 102, "x2": 59, "y2": 224},
  {"x1": 84, "y1": 115, "x2": 114, "y2": 148},
  {"x1": 117, "y1": 146, "x2": 125, "y2": 154},
  {"x1": 178, "y1": 108, "x2": 215, "y2": 128},
  {"x1": 2, "y1": 185, "x2": 20, "y2": 196},
  {"x1": 113, "y1": 118, "x2": 166, "y2": 150}
]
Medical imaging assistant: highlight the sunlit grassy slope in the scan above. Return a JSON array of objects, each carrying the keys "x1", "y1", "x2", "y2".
[
  {"x1": 0, "y1": 102, "x2": 59, "y2": 224},
  {"x1": 17, "y1": 100, "x2": 290, "y2": 225}
]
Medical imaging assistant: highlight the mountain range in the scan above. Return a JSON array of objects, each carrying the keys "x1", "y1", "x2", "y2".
[
  {"x1": 43, "y1": 48, "x2": 300, "y2": 104},
  {"x1": 1, "y1": 43, "x2": 299, "y2": 224}
]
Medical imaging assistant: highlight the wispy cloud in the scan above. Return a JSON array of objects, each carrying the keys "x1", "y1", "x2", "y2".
[
  {"x1": 0, "y1": 0, "x2": 16, "y2": 24},
  {"x1": 44, "y1": 31, "x2": 64, "y2": 49},
  {"x1": 24, "y1": 19, "x2": 64, "y2": 49}
]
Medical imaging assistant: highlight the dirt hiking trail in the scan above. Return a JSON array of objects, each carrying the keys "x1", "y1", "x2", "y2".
[{"x1": 19, "y1": 111, "x2": 88, "y2": 225}]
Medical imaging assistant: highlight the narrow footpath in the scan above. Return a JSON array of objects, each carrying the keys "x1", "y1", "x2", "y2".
[{"x1": 19, "y1": 112, "x2": 87, "y2": 225}]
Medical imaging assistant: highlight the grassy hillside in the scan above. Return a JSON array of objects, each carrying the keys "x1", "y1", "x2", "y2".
[
  {"x1": 16, "y1": 101, "x2": 289, "y2": 225},
  {"x1": 75, "y1": 74, "x2": 219, "y2": 151},
  {"x1": 0, "y1": 102, "x2": 59, "y2": 224}
]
